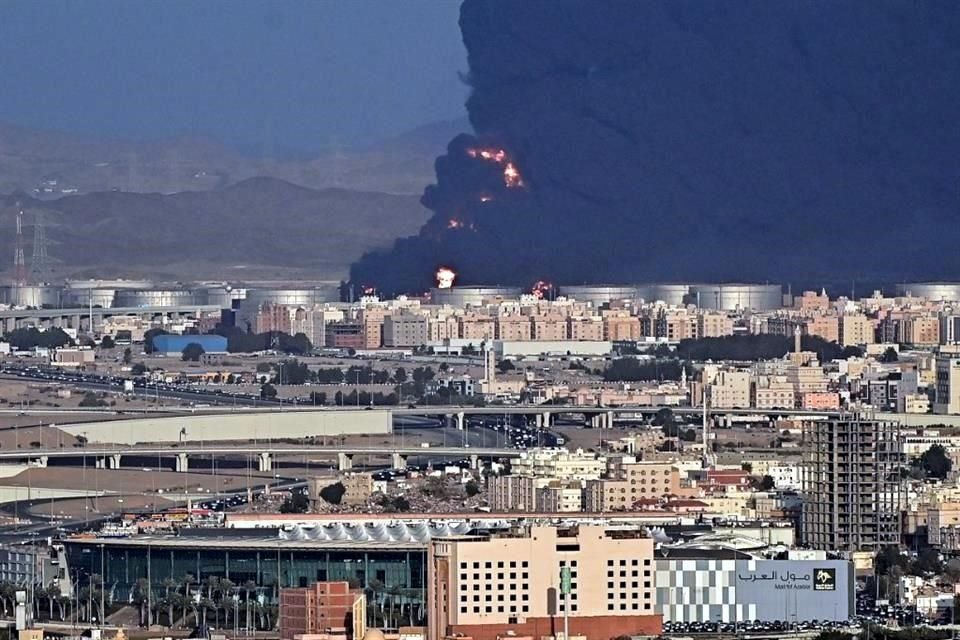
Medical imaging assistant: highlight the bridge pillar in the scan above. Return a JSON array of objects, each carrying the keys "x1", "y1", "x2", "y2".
[
  {"x1": 257, "y1": 452, "x2": 273, "y2": 472},
  {"x1": 542, "y1": 411, "x2": 552, "y2": 428},
  {"x1": 535, "y1": 414, "x2": 543, "y2": 428},
  {"x1": 469, "y1": 454, "x2": 479, "y2": 470},
  {"x1": 391, "y1": 453, "x2": 408, "y2": 471},
  {"x1": 176, "y1": 453, "x2": 189, "y2": 473},
  {"x1": 108, "y1": 454, "x2": 122, "y2": 470},
  {"x1": 589, "y1": 414, "x2": 600, "y2": 428},
  {"x1": 605, "y1": 410, "x2": 614, "y2": 429},
  {"x1": 456, "y1": 412, "x2": 465, "y2": 430},
  {"x1": 33, "y1": 456, "x2": 48, "y2": 468},
  {"x1": 337, "y1": 452, "x2": 354, "y2": 471},
  {"x1": 95, "y1": 457, "x2": 105, "y2": 469}
]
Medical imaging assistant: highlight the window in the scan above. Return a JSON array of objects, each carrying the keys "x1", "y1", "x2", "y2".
[
  {"x1": 620, "y1": 570, "x2": 626, "y2": 577},
  {"x1": 619, "y1": 560, "x2": 626, "y2": 566},
  {"x1": 461, "y1": 574, "x2": 468, "y2": 581},
  {"x1": 460, "y1": 607, "x2": 467, "y2": 614},
  {"x1": 644, "y1": 581, "x2": 651, "y2": 588},
  {"x1": 509, "y1": 561, "x2": 517, "y2": 568},
  {"x1": 522, "y1": 561, "x2": 529, "y2": 568},
  {"x1": 607, "y1": 570, "x2": 614, "y2": 577},
  {"x1": 485, "y1": 606, "x2": 492, "y2": 613},
  {"x1": 631, "y1": 559, "x2": 638, "y2": 566},
  {"x1": 608, "y1": 604, "x2": 614, "y2": 611},
  {"x1": 485, "y1": 562, "x2": 492, "y2": 569},
  {"x1": 510, "y1": 572, "x2": 516, "y2": 579},
  {"x1": 497, "y1": 573, "x2": 504, "y2": 580},
  {"x1": 460, "y1": 562, "x2": 468, "y2": 570},
  {"x1": 632, "y1": 581, "x2": 638, "y2": 588},
  {"x1": 474, "y1": 606, "x2": 480, "y2": 613},
  {"x1": 474, "y1": 562, "x2": 480, "y2": 569},
  {"x1": 620, "y1": 581, "x2": 627, "y2": 589},
  {"x1": 607, "y1": 560, "x2": 614, "y2": 567},
  {"x1": 607, "y1": 581, "x2": 614, "y2": 589},
  {"x1": 620, "y1": 603, "x2": 627, "y2": 611},
  {"x1": 522, "y1": 606, "x2": 529, "y2": 613},
  {"x1": 461, "y1": 595, "x2": 468, "y2": 602},
  {"x1": 644, "y1": 559, "x2": 651, "y2": 566},
  {"x1": 644, "y1": 570, "x2": 651, "y2": 577},
  {"x1": 645, "y1": 603, "x2": 651, "y2": 610},
  {"x1": 474, "y1": 573, "x2": 480, "y2": 580},
  {"x1": 497, "y1": 561, "x2": 504, "y2": 568}
]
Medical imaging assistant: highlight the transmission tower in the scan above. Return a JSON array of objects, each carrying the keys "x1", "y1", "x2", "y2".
[
  {"x1": 12, "y1": 203, "x2": 26, "y2": 286},
  {"x1": 30, "y1": 209, "x2": 52, "y2": 281}
]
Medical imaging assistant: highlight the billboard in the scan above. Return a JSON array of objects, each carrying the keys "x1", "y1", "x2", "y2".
[{"x1": 734, "y1": 560, "x2": 852, "y2": 621}]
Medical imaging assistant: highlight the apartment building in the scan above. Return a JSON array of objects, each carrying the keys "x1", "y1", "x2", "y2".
[
  {"x1": 709, "y1": 370, "x2": 751, "y2": 409},
  {"x1": 510, "y1": 449, "x2": 605, "y2": 482},
  {"x1": 603, "y1": 314, "x2": 642, "y2": 341},
  {"x1": 496, "y1": 315, "x2": 532, "y2": 341},
  {"x1": 568, "y1": 316, "x2": 604, "y2": 341},
  {"x1": 531, "y1": 315, "x2": 567, "y2": 341},
  {"x1": 584, "y1": 461, "x2": 679, "y2": 512},
  {"x1": 697, "y1": 312, "x2": 734, "y2": 338},
  {"x1": 839, "y1": 313, "x2": 875, "y2": 347},
  {"x1": 279, "y1": 581, "x2": 366, "y2": 640},
  {"x1": 801, "y1": 417, "x2": 903, "y2": 551},
  {"x1": 805, "y1": 315, "x2": 840, "y2": 343},
  {"x1": 935, "y1": 350, "x2": 960, "y2": 414},
  {"x1": 427, "y1": 525, "x2": 661, "y2": 640},
  {"x1": 382, "y1": 313, "x2": 428, "y2": 347}
]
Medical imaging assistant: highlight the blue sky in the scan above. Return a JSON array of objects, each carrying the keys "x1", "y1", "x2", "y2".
[{"x1": 0, "y1": 0, "x2": 468, "y2": 153}]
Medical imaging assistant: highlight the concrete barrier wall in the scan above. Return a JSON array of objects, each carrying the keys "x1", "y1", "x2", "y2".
[{"x1": 59, "y1": 409, "x2": 392, "y2": 444}]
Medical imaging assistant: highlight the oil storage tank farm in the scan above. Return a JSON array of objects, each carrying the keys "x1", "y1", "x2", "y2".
[
  {"x1": 641, "y1": 283, "x2": 692, "y2": 306},
  {"x1": 896, "y1": 282, "x2": 960, "y2": 302},
  {"x1": 236, "y1": 286, "x2": 340, "y2": 327},
  {"x1": 559, "y1": 285, "x2": 640, "y2": 306},
  {"x1": 113, "y1": 288, "x2": 208, "y2": 308},
  {"x1": 688, "y1": 283, "x2": 783, "y2": 311},
  {"x1": 61, "y1": 279, "x2": 155, "y2": 309},
  {"x1": 430, "y1": 285, "x2": 523, "y2": 307}
]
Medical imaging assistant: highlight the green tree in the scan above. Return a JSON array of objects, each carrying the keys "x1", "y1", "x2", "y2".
[
  {"x1": 279, "y1": 490, "x2": 309, "y2": 513},
  {"x1": 496, "y1": 359, "x2": 516, "y2": 374},
  {"x1": 756, "y1": 475, "x2": 775, "y2": 491},
  {"x1": 131, "y1": 362, "x2": 147, "y2": 375},
  {"x1": 100, "y1": 335, "x2": 115, "y2": 349},
  {"x1": 181, "y1": 343, "x2": 206, "y2": 362},
  {"x1": 122, "y1": 347, "x2": 132, "y2": 364},
  {"x1": 394, "y1": 367, "x2": 407, "y2": 384},
  {"x1": 465, "y1": 480, "x2": 480, "y2": 497},
  {"x1": 741, "y1": 462, "x2": 753, "y2": 473},
  {"x1": 880, "y1": 346, "x2": 899, "y2": 363},
  {"x1": 143, "y1": 328, "x2": 170, "y2": 354},
  {"x1": 319, "y1": 482, "x2": 346, "y2": 505},
  {"x1": 79, "y1": 392, "x2": 107, "y2": 408},
  {"x1": 920, "y1": 444, "x2": 952, "y2": 480},
  {"x1": 260, "y1": 383, "x2": 277, "y2": 400}
]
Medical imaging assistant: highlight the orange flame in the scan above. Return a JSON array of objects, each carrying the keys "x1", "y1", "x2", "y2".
[
  {"x1": 447, "y1": 218, "x2": 464, "y2": 229},
  {"x1": 466, "y1": 147, "x2": 525, "y2": 189},
  {"x1": 504, "y1": 162, "x2": 524, "y2": 188},
  {"x1": 436, "y1": 266, "x2": 456, "y2": 289}
]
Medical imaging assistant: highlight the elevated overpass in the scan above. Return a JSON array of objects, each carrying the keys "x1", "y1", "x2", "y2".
[
  {"x1": 0, "y1": 304, "x2": 222, "y2": 331},
  {"x1": 2, "y1": 443, "x2": 516, "y2": 472}
]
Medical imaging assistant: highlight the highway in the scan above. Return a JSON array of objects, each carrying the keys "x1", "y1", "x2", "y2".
[{"x1": 0, "y1": 443, "x2": 519, "y2": 461}]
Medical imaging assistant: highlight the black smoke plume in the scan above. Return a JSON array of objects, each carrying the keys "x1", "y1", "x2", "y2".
[{"x1": 351, "y1": 0, "x2": 960, "y2": 295}]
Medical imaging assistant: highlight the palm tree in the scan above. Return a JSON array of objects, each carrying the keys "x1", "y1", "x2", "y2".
[
  {"x1": 131, "y1": 578, "x2": 149, "y2": 626},
  {"x1": 0, "y1": 581, "x2": 14, "y2": 617},
  {"x1": 243, "y1": 580, "x2": 257, "y2": 631}
]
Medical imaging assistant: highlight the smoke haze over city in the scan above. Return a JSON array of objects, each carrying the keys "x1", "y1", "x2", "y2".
[{"x1": 351, "y1": 0, "x2": 960, "y2": 294}]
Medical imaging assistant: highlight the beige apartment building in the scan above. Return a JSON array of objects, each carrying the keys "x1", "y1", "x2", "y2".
[
  {"x1": 584, "y1": 462, "x2": 679, "y2": 511},
  {"x1": 459, "y1": 314, "x2": 495, "y2": 340},
  {"x1": 496, "y1": 315, "x2": 532, "y2": 341},
  {"x1": 510, "y1": 449, "x2": 606, "y2": 482},
  {"x1": 805, "y1": 315, "x2": 840, "y2": 343},
  {"x1": 697, "y1": 312, "x2": 734, "y2": 338},
  {"x1": 531, "y1": 315, "x2": 567, "y2": 341},
  {"x1": 536, "y1": 482, "x2": 585, "y2": 512},
  {"x1": 907, "y1": 316, "x2": 940, "y2": 346},
  {"x1": 709, "y1": 370, "x2": 751, "y2": 409},
  {"x1": 427, "y1": 525, "x2": 661, "y2": 640},
  {"x1": 382, "y1": 313, "x2": 428, "y2": 347},
  {"x1": 840, "y1": 313, "x2": 875, "y2": 347},
  {"x1": 603, "y1": 314, "x2": 642, "y2": 341},
  {"x1": 568, "y1": 316, "x2": 604, "y2": 341},
  {"x1": 664, "y1": 311, "x2": 697, "y2": 341},
  {"x1": 488, "y1": 475, "x2": 537, "y2": 512},
  {"x1": 754, "y1": 385, "x2": 796, "y2": 409}
]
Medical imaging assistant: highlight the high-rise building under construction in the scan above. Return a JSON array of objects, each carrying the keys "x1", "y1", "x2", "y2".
[{"x1": 801, "y1": 416, "x2": 903, "y2": 551}]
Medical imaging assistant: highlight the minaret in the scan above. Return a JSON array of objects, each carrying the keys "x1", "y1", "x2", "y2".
[
  {"x1": 681, "y1": 365, "x2": 687, "y2": 389},
  {"x1": 794, "y1": 324, "x2": 802, "y2": 354}
]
